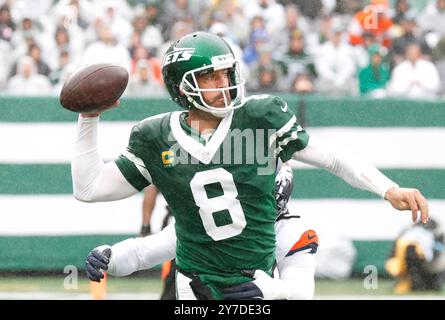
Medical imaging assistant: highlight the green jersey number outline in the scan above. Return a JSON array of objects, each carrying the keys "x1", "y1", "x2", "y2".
[{"x1": 189, "y1": 168, "x2": 247, "y2": 241}]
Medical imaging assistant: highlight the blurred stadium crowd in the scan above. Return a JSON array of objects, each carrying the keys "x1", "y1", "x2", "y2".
[{"x1": 1, "y1": 0, "x2": 445, "y2": 98}]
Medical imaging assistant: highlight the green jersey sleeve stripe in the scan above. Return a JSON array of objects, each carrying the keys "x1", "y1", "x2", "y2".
[
  {"x1": 115, "y1": 155, "x2": 151, "y2": 191},
  {"x1": 278, "y1": 130, "x2": 310, "y2": 162},
  {"x1": 269, "y1": 115, "x2": 297, "y2": 147},
  {"x1": 122, "y1": 151, "x2": 153, "y2": 184},
  {"x1": 274, "y1": 132, "x2": 299, "y2": 156},
  {"x1": 277, "y1": 126, "x2": 303, "y2": 147}
]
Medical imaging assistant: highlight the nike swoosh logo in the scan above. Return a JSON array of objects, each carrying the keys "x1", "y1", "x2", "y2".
[
  {"x1": 281, "y1": 103, "x2": 288, "y2": 112},
  {"x1": 308, "y1": 234, "x2": 317, "y2": 240}
]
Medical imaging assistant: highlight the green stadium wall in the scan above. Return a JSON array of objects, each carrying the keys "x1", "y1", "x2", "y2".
[{"x1": 1, "y1": 95, "x2": 444, "y2": 275}]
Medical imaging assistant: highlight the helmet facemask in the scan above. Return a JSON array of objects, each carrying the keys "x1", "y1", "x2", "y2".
[{"x1": 179, "y1": 54, "x2": 245, "y2": 118}]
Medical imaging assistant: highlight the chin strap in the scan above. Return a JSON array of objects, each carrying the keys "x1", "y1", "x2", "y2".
[{"x1": 186, "y1": 95, "x2": 231, "y2": 118}]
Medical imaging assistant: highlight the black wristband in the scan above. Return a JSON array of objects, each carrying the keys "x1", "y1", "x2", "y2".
[{"x1": 140, "y1": 224, "x2": 151, "y2": 236}]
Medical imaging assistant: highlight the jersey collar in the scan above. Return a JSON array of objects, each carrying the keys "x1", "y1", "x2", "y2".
[
  {"x1": 178, "y1": 112, "x2": 210, "y2": 145},
  {"x1": 170, "y1": 110, "x2": 234, "y2": 164}
]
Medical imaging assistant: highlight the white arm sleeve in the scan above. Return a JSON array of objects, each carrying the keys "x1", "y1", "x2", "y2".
[
  {"x1": 71, "y1": 115, "x2": 139, "y2": 202},
  {"x1": 252, "y1": 253, "x2": 316, "y2": 300},
  {"x1": 278, "y1": 253, "x2": 316, "y2": 300},
  {"x1": 107, "y1": 223, "x2": 177, "y2": 277},
  {"x1": 292, "y1": 135, "x2": 399, "y2": 198}
]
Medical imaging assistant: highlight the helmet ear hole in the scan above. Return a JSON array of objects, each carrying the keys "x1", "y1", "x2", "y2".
[{"x1": 179, "y1": 81, "x2": 192, "y2": 94}]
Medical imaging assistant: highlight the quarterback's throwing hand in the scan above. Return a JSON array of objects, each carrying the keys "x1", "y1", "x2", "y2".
[
  {"x1": 385, "y1": 187, "x2": 429, "y2": 224},
  {"x1": 85, "y1": 245, "x2": 112, "y2": 282}
]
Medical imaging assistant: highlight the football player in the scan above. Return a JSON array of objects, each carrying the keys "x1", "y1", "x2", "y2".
[
  {"x1": 73, "y1": 32, "x2": 428, "y2": 300},
  {"x1": 86, "y1": 163, "x2": 319, "y2": 300}
]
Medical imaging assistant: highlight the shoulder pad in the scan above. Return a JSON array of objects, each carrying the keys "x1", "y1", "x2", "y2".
[
  {"x1": 132, "y1": 112, "x2": 172, "y2": 141},
  {"x1": 243, "y1": 95, "x2": 288, "y2": 119}
]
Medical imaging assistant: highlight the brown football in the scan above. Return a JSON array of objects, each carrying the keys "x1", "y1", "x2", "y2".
[{"x1": 60, "y1": 63, "x2": 129, "y2": 113}]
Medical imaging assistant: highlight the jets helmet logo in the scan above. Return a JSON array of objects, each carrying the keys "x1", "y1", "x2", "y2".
[{"x1": 163, "y1": 48, "x2": 195, "y2": 66}]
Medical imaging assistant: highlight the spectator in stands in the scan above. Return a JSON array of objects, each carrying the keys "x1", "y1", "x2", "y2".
[
  {"x1": 140, "y1": 13, "x2": 163, "y2": 54},
  {"x1": 293, "y1": 0, "x2": 324, "y2": 20},
  {"x1": 130, "y1": 44, "x2": 163, "y2": 85},
  {"x1": 0, "y1": 39, "x2": 10, "y2": 89},
  {"x1": 56, "y1": 27, "x2": 80, "y2": 66},
  {"x1": 100, "y1": 0, "x2": 133, "y2": 47},
  {"x1": 48, "y1": 50, "x2": 71, "y2": 86},
  {"x1": 432, "y1": 36, "x2": 445, "y2": 95},
  {"x1": 9, "y1": 40, "x2": 52, "y2": 79},
  {"x1": 291, "y1": 72, "x2": 316, "y2": 94},
  {"x1": 54, "y1": 27, "x2": 71, "y2": 54},
  {"x1": 7, "y1": 0, "x2": 52, "y2": 23},
  {"x1": 144, "y1": 0, "x2": 163, "y2": 30},
  {"x1": 11, "y1": 16, "x2": 40, "y2": 50},
  {"x1": 417, "y1": 0, "x2": 445, "y2": 43},
  {"x1": 7, "y1": 56, "x2": 52, "y2": 96},
  {"x1": 274, "y1": 4, "x2": 311, "y2": 54},
  {"x1": 389, "y1": 42, "x2": 441, "y2": 99},
  {"x1": 243, "y1": 0, "x2": 286, "y2": 36},
  {"x1": 126, "y1": 58, "x2": 166, "y2": 97},
  {"x1": 316, "y1": 25, "x2": 357, "y2": 95},
  {"x1": 128, "y1": 7, "x2": 163, "y2": 58},
  {"x1": 348, "y1": 0, "x2": 393, "y2": 48},
  {"x1": 83, "y1": 25, "x2": 131, "y2": 72},
  {"x1": 28, "y1": 43, "x2": 51, "y2": 77},
  {"x1": 0, "y1": 4, "x2": 15, "y2": 43},
  {"x1": 275, "y1": 30, "x2": 317, "y2": 90},
  {"x1": 50, "y1": 4, "x2": 87, "y2": 61},
  {"x1": 351, "y1": 32, "x2": 378, "y2": 70},
  {"x1": 391, "y1": 13, "x2": 431, "y2": 67},
  {"x1": 248, "y1": 64, "x2": 280, "y2": 93},
  {"x1": 161, "y1": 0, "x2": 198, "y2": 40},
  {"x1": 333, "y1": 0, "x2": 364, "y2": 16},
  {"x1": 247, "y1": 43, "x2": 284, "y2": 92},
  {"x1": 128, "y1": 8, "x2": 145, "y2": 53},
  {"x1": 41, "y1": 26, "x2": 80, "y2": 74},
  {"x1": 313, "y1": 14, "x2": 335, "y2": 49},
  {"x1": 391, "y1": 0, "x2": 417, "y2": 25},
  {"x1": 51, "y1": 0, "x2": 93, "y2": 30},
  {"x1": 358, "y1": 43, "x2": 390, "y2": 97},
  {"x1": 243, "y1": 15, "x2": 270, "y2": 66},
  {"x1": 130, "y1": 7, "x2": 146, "y2": 37},
  {"x1": 92, "y1": 0, "x2": 134, "y2": 22},
  {"x1": 84, "y1": 15, "x2": 106, "y2": 44},
  {"x1": 208, "y1": 0, "x2": 249, "y2": 47}
]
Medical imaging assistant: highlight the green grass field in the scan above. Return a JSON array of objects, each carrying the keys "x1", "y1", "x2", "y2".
[{"x1": 0, "y1": 274, "x2": 444, "y2": 299}]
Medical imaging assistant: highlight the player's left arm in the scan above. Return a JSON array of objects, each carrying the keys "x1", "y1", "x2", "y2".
[
  {"x1": 260, "y1": 95, "x2": 428, "y2": 224},
  {"x1": 292, "y1": 135, "x2": 429, "y2": 224}
]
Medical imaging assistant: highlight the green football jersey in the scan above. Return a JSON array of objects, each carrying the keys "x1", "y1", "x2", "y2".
[{"x1": 115, "y1": 94, "x2": 309, "y2": 299}]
